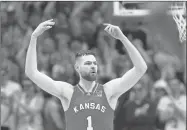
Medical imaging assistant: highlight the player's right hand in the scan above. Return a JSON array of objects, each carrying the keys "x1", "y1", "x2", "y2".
[{"x1": 32, "y1": 19, "x2": 55, "y2": 37}]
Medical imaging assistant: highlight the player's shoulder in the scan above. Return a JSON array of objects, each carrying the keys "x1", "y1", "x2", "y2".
[
  {"x1": 97, "y1": 82, "x2": 103, "y2": 86},
  {"x1": 54, "y1": 81, "x2": 74, "y2": 90},
  {"x1": 102, "y1": 78, "x2": 121, "y2": 88},
  {"x1": 96, "y1": 82, "x2": 105, "y2": 89}
]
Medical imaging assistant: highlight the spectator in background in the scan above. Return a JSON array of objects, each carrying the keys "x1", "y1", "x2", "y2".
[
  {"x1": 1, "y1": 59, "x2": 22, "y2": 130},
  {"x1": 157, "y1": 79, "x2": 186, "y2": 130},
  {"x1": 0, "y1": 47, "x2": 7, "y2": 86},
  {"x1": 153, "y1": 51, "x2": 181, "y2": 82},
  {"x1": 14, "y1": 79, "x2": 44, "y2": 130},
  {"x1": 151, "y1": 80, "x2": 169, "y2": 130},
  {"x1": 42, "y1": 92, "x2": 66, "y2": 130},
  {"x1": 151, "y1": 80, "x2": 168, "y2": 103},
  {"x1": 122, "y1": 81, "x2": 157, "y2": 130}
]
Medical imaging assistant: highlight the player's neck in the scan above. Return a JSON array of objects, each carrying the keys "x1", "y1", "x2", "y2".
[{"x1": 79, "y1": 78, "x2": 96, "y2": 92}]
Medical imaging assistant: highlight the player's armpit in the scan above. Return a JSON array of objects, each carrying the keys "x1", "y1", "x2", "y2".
[
  {"x1": 104, "y1": 67, "x2": 146, "y2": 108},
  {"x1": 49, "y1": 101, "x2": 65, "y2": 129},
  {"x1": 26, "y1": 70, "x2": 74, "y2": 100}
]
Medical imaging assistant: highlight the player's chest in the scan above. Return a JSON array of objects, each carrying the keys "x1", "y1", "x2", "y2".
[
  {"x1": 72, "y1": 90, "x2": 105, "y2": 104},
  {"x1": 69, "y1": 93, "x2": 109, "y2": 114}
]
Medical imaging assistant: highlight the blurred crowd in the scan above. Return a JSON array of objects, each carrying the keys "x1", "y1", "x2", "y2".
[{"x1": 1, "y1": 2, "x2": 186, "y2": 130}]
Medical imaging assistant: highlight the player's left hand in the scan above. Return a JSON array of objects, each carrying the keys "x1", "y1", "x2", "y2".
[{"x1": 103, "y1": 23, "x2": 124, "y2": 40}]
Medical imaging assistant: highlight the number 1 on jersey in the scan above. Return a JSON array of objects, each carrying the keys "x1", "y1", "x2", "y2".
[{"x1": 87, "y1": 116, "x2": 93, "y2": 130}]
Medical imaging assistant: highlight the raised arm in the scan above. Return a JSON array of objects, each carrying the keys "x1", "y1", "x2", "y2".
[
  {"x1": 25, "y1": 19, "x2": 73, "y2": 107},
  {"x1": 103, "y1": 24, "x2": 147, "y2": 109}
]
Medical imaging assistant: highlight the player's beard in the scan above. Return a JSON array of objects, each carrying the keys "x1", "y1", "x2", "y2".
[{"x1": 80, "y1": 71, "x2": 97, "y2": 81}]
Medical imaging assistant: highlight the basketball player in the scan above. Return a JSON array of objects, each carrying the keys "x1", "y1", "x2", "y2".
[{"x1": 25, "y1": 19, "x2": 147, "y2": 130}]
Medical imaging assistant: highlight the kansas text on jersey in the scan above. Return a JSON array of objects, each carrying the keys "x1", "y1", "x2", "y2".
[{"x1": 64, "y1": 83, "x2": 114, "y2": 130}]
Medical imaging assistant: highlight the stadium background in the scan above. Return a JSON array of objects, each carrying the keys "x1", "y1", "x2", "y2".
[{"x1": 1, "y1": 1, "x2": 186, "y2": 130}]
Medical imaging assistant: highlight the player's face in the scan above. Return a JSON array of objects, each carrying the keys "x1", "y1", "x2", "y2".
[{"x1": 78, "y1": 55, "x2": 98, "y2": 81}]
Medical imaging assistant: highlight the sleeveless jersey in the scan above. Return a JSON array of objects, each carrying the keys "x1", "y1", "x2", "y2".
[{"x1": 65, "y1": 83, "x2": 114, "y2": 130}]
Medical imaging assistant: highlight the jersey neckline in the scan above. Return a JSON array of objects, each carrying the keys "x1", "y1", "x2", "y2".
[{"x1": 77, "y1": 83, "x2": 99, "y2": 95}]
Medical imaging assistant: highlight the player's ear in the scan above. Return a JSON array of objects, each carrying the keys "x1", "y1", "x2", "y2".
[{"x1": 74, "y1": 63, "x2": 79, "y2": 72}]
